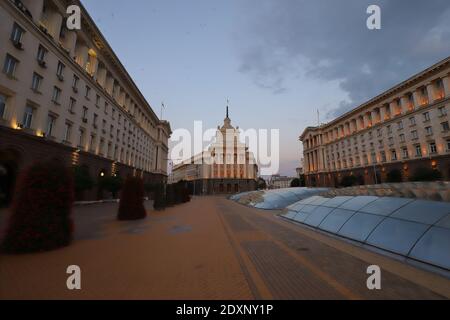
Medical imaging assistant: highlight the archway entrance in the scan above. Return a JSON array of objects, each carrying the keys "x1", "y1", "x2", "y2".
[{"x1": 0, "y1": 149, "x2": 22, "y2": 207}]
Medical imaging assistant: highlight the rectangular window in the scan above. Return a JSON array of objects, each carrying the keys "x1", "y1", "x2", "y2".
[
  {"x1": 79, "y1": 128, "x2": 85, "y2": 147},
  {"x1": 391, "y1": 149, "x2": 397, "y2": 161},
  {"x1": 93, "y1": 113, "x2": 98, "y2": 126},
  {"x1": 37, "y1": 45, "x2": 47, "y2": 66},
  {"x1": 387, "y1": 125, "x2": 392, "y2": 134},
  {"x1": 423, "y1": 112, "x2": 430, "y2": 122},
  {"x1": 82, "y1": 107, "x2": 88, "y2": 121},
  {"x1": 399, "y1": 134, "x2": 405, "y2": 143},
  {"x1": 402, "y1": 147, "x2": 409, "y2": 159},
  {"x1": 69, "y1": 97, "x2": 76, "y2": 113},
  {"x1": 90, "y1": 134, "x2": 96, "y2": 151},
  {"x1": 104, "y1": 102, "x2": 109, "y2": 114},
  {"x1": 409, "y1": 117, "x2": 416, "y2": 126},
  {"x1": 85, "y1": 86, "x2": 91, "y2": 99},
  {"x1": 72, "y1": 75, "x2": 79, "y2": 91},
  {"x1": 52, "y1": 86, "x2": 61, "y2": 104},
  {"x1": 46, "y1": 114, "x2": 56, "y2": 137},
  {"x1": 0, "y1": 94, "x2": 6, "y2": 118},
  {"x1": 415, "y1": 144, "x2": 422, "y2": 157},
  {"x1": 425, "y1": 126, "x2": 433, "y2": 136},
  {"x1": 31, "y1": 72, "x2": 43, "y2": 92},
  {"x1": 447, "y1": 140, "x2": 450, "y2": 151},
  {"x1": 64, "y1": 122, "x2": 72, "y2": 142},
  {"x1": 22, "y1": 105, "x2": 34, "y2": 128},
  {"x1": 56, "y1": 61, "x2": 65, "y2": 80},
  {"x1": 3, "y1": 54, "x2": 18, "y2": 77},
  {"x1": 10, "y1": 23, "x2": 25, "y2": 45},
  {"x1": 411, "y1": 130, "x2": 418, "y2": 140},
  {"x1": 397, "y1": 121, "x2": 403, "y2": 130},
  {"x1": 96, "y1": 94, "x2": 101, "y2": 107},
  {"x1": 442, "y1": 121, "x2": 450, "y2": 132},
  {"x1": 429, "y1": 142, "x2": 437, "y2": 154},
  {"x1": 438, "y1": 106, "x2": 447, "y2": 116}
]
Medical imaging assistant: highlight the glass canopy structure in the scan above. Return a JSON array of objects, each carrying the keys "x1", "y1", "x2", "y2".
[
  {"x1": 282, "y1": 196, "x2": 450, "y2": 271},
  {"x1": 230, "y1": 188, "x2": 329, "y2": 210}
]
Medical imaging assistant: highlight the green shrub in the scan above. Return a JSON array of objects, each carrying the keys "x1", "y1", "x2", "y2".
[
  {"x1": 2, "y1": 161, "x2": 74, "y2": 253},
  {"x1": 117, "y1": 177, "x2": 146, "y2": 220}
]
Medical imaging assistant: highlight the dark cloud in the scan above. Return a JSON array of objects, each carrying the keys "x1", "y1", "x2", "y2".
[{"x1": 235, "y1": 0, "x2": 450, "y2": 118}]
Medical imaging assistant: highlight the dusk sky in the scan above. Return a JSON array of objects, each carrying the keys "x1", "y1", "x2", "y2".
[{"x1": 81, "y1": 0, "x2": 450, "y2": 175}]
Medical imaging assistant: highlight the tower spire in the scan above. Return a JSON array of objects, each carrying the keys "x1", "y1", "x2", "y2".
[{"x1": 226, "y1": 99, "x2": 229, "y2": 118}]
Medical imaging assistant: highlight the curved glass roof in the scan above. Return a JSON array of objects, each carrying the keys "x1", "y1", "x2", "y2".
[
  {"x1": 232, "y1": 188, "x2": 329, "y2": 210},
  {"x1": 281, "y1": 196, "x2": 450, "y2": 271}
]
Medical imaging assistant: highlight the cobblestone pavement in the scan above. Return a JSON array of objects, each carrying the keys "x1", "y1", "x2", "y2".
[{"x1": 0, "y1": 197, "x2": 449, "y2": 300}]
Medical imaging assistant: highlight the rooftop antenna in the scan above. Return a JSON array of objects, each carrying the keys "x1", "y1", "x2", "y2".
[{"x1": 226, "y1": 98, "x2": 230, "y2": 118}]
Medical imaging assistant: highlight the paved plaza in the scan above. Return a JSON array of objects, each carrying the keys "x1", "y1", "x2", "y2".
[{"x1": 0, "y1": 197, "x2": 449, "y2": 300}]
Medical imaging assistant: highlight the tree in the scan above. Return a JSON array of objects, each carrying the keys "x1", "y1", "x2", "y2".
[
  {"x1": 410, "y1": 167, "x2": 443, "y2": 182},
  {"x1": 386, "y1": 169, "x2": 402, "y2": 183},
  {"x1": 117, "y1": 177, "x2": 146, "y2": 220},
  {"x1": 290, "y1": 178, "x2": 300, "y2": 187},
  {"x1": 73, "y1": 165, "x2": 93, "y2": 200},
  {"x1": 153, "y1": 183, "x2": 166, "y2": 210},
  {"x1": 2, "y1": 161, "x2": 74, "y2": 253},
  {"x1": 99, "y1": 175, "x2": 123, "y2": 198}
]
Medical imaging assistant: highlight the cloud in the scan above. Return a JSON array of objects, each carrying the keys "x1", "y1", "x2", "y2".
[{"x1": 235, "y1": 0, "x2": 450, "y2": 117}]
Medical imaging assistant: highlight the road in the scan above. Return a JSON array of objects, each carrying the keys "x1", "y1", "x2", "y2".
[{"x1": 0, "y1": 196, "x2": 449, "y2": 299}]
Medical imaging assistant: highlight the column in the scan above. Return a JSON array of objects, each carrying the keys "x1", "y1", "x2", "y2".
[
  {"x1": 48, "y1": 10, "x2": 63, "y2": 41},
  {"x1": 443, "y1": 75, "x2": 450, "y2": 97},
  {"x1": 426, "y1": 82, "x2": 436, "y2": 104},
  {"x1": 412, "y1": 89, "x2": 421, "y2": 109}
]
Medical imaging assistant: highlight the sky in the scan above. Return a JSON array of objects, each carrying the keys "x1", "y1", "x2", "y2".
[{"x1": 81, "y1": 0, "x2": 450, "y2": 176}]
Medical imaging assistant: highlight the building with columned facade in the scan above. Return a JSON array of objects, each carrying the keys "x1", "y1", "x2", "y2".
[
  {"x1": 172, "y1": 108, "x2": 258, "y2": 194},
  {"x1": 300, "y1": 56, "x2": 450, "y2": 187},
  {"x1": 0, "y1": 0, "x2": 171, "y2": 203}
]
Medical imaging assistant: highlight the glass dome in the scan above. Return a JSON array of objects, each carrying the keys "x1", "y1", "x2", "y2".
[{"x1": 281, "y1": 196, "x2": 450, "y2": 271}]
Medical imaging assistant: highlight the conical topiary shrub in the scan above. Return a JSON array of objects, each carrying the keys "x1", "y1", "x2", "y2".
[
  {"x1": 117, "y1": 176, "x2": 146, "y2": 220},
  {"x1": 153, "y1": 183, "x2": 166, "y2": 211},
  {"x1": 2, "y1": 161, "x2": 74, "y2": 253}
]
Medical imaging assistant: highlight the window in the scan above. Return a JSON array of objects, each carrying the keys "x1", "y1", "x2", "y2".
[
  {"x1": 56, "y1": 61, "x2": 65, "y2": 80},
  {"x1": 112, "y1": 108, "x2": 116, "y2": 119},
  {"x1": 402, "y1": 147, "x2": 409, "y2": 159},
  {"x1": 377, "y1": 128, "x2": 382, "y2": 137},
  {"x1": 409, "y1": 117, "x2": 416, "y2": 126},
  {"x1": 411, "y1": 130, "x2": 418, "y2": 140},
  {"x1": 90, "y1": 134, "x2": 96, "y2": 151},
  {"x1": 93, "y1": 113, "x2": 98, "y2": 128},
  {"x1": 102, "y1": 119, "x2": 106, "y2": 130},
  {"x1": 10, "y1": 23, "x2": 25, "y2": 46},
  {"x1": 381, "y1": 151, "x2": 386, "y2": 162},
  {"x1": 388, "y1": 137, "x2": 394, "y2": 145},
  {"x1": 104, "y1": 102, "x2": 109, "y2": 114},
  {"x1": 85, "y1": 86, "x2": 91, "y2": 99},
  {"x1": 31, "y1": 72, "x2": 43, "y2": 92},
  {"x1": 429, "y1": 142, "x2": 437, "y2": 154},
  {"x1": 96, "y1": 94, "x2": 100, "y2": 107},
  {"x1": 423, "y1": 112, "x2": 430, "y2": 122},
  {"x1": 415, "y1": 144, "x2": 422, "y2": 157},
  {"x1": 442, "y1": 122, "x2": 450, "y2": 132},
  {"x1": 387, "y1": 125, "x2": 392, "y2": 134},
  {"x1": 438, "y1": 106, "x2": 447, "y2": 117},
  {"x1": 45, "y1": 114, "x2": 56, "y2": 137},
  {"x1": 52, "y1": 86, "x2": 61, "y2": 104},
  {"x1": 425, "y1": 126, "x2": 433, "y2": 136},
  {"x1": 82, "y1": 107, "x2": 88, "y2": 122},
  {"x1": 72, "y1": 75, "x2": 79, "y2": 91},
  {"x1": 447, "y1": 140, "x2": 450, "y2": 151},
  {"x1": 22, "y1": 105, "x2": 34, "y2": 128},
  {"x1": 391, "y1": 149, "x2": 397, "y2": 161},
  {"x1": 37, "y1": 45, "x2": 47, "y2": 66},
  {"x1": 64, "y1": 122, "x2": 72, "y2": 142},
  {"x1": 69, "y1": 97, "x2": 76, "y2": 113},
  {"x1": 78, "y1": 128, "x2": 85, "y2": 147},
  {"x1": 399, "y1": 134, "x2": 405, "y2": 143},
  {"x1": 3, "y1": 54, "x2": 18, "y2": 77},
  {"x1": 0, "y1": 94, "x2": 6, "y2": 118},
  {"x1": 397, "y1": 121, "x2": 403, "y2": 130}
]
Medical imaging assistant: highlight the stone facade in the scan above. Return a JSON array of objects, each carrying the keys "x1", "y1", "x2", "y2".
[
  {"x1": 300, "y1": 56, "x2": 450, "y2": 187},
  {"x1": 172, "y1": 108, "x2": 258, "y2": 194},
  {"x1": 0, "y1": 0, "x2": 170, "y2": 203}
]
